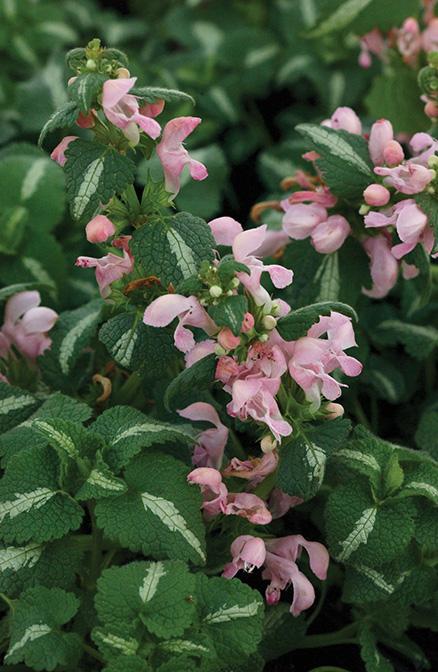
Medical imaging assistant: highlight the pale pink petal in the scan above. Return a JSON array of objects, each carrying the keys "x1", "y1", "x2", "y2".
[
  {"x1": 102, "y1": 77, "x2": 137, "y2": 109},
  {"x1": 5, "y1": 291, "x2": 40, "y2": 324},
  {"x1": 185, "y1": 340, "x2": 216, "y2": 367},
  {"x1": 369, "y1": 119, "x2": 393, "y2": 165},
  {"x1": 263, "y1": 264, "x2": 294, "y2": 288},
  {"x1": 143, "y1": 294, "x2": 193, "y2": 328},
  {"x1": 232, "y1": 225, "x2": 268, "y2": 261},
  {"x1": 20, "y1": 307, "x2": 58, "y2": 334},
  {"x1": 208, "y1": 217, "x2": 243, "y2": 246}
]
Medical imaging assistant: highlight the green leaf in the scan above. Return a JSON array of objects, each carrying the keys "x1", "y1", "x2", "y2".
[
  {"x1": 0, "y1": 537, "x2": 84, "y2": 598},
  {"x1": 0, "y1": 153, "x2": 65, "y2": 233},
  {"x1": 0, "y1": 206, "x2": 28, "y2": 255},
  {"x1": 75, "y1": 453, "x2": 127, "y2": 501},
  {"x1": 401, "y1": 462, "x2": 438, "y2": 505},
  {"x1": 276, "y1": 301, "x2": 357, "y2": 341},
  {"x1": 0, "y1": 383, "x2": 40, "y2": 434},
  {"x1": 208, "y1": 295, "x2": 248, "y2": 335},
  {"x1": 164, "y1": 354, "x2": 217, "y2": 412},
  {"x1": 295, "y1": 124, "x2": 373, "y2": 200},
  {"x1": 95, "y1": 452, "x2": 206, "y2": 564},
  {"x1": 309, "y1": 0, "x2": 372, "y2": 37},
  {"x1": 343, "y1": 557, "x2": 411, "y2": 604},
  {"x1": 5, "y1": 586, "x2": 81, "y2": 670},
  {"x1": 277, "y1": 434, "x2": 327, "y2": 501},
  {"x1": 260, "y1": 603, "x2": 306, "y2": 661},
  {"x1": 0, "y1": 446, "x2": 83, "y2": 544},
  {"x1": 99, "y1": 311, "x2": 176, "y2": 375},
  {"x1": 68, "y1": 72, "x2": 106, "y2": 113},
  {"x1": 131, "y1": 86, "x2": 195, "y2": 106},
  {"x1": 0, "y1": 283, "x2": 53, "y2": 302},
  {"x1": 415, "y1": 407, "x2": 438, "y2": 459},
  {"x1": 373, "y1": 320, "x2": 438, "y2": 360},
  {"x1": 196, "y1": 575, "x2": 264, "y2": 668},
  {"x1": 359, "y1": 624, "x2": 394, "y2": 672},
  {"x1": 95, "y1": 560, "x2": 196, "y2": 640},
  {"x1": 38, "y1": 100, "x2": 79, "y2": 148},
  {"x1": 39, "y1": 299, "x2": 102, "y2": 389},
  {"x1": 131, "y1": 212, "x2": 215, "y2": 287},
  {"x1": 363, "y1": 355, "x2": 406, "y2": 404},
  {"x1": 325, "y1": 483, "x2": 416, "y2": 566},
  {"x1": 365, "y1": 65, "x2": 427, "y2": 135},
  {"x1": 64, "y1": 139, "x2": 135, "y2": 223},
  {"x1": 90, "y1": 405, "x2": 197, "y2": 472}
]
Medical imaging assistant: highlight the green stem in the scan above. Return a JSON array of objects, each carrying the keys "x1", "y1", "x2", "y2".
[
  {"x1": 115, "y1": 371, "x2": 143, "y2": 405},
  {"x1": 299, "y1": 623, "x2": 358, "y2": 650},
  {"x1": 306, "y1": 580, "x2": 328, "y2": 627},
  {"x1": 82, "y1": 642, "x2": 105, "y2": 663},
  {"x1": 0, "y1": 593, "x2": 14, "y2": 612},
  {"x1": 352, "y1": 395, "x2": 372, "y2": 431}
]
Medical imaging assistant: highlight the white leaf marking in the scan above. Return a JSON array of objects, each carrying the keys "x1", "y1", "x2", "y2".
[
  {"x1": 72, "y1": 157, "x2": 104, "y2": 219},
  {"x1": 166, "y1": 229, "x2": 196, "y2": 278},
  {"x1": 112, "y1": 329, "x2": 137, "y2": 367},
  {"x1": 21, "y1": 159, "x2": 48, "y2": 200},
  {"x1": 0, "y1": 488, "x2": 56, "y2": 523},
  {"x1": 58, "y1": 309, "x2": 100, "y2": 375},
  {"x1": 405, "y1": 481, "x2": 438, "y2": 501},
  {"x1": 0, "y1": 394, "x2": 36, "y2": 416},
  {"x1": 32, "y1": 420, "x2": 77, "y2": 459},
  {"x1": 299, "y1": 124, "x2": 372, "y2": 175},
  {"x1": 86, "y1": 470, "x2": 125, "y2": 492},
  {"x1": 139, "y1": 561, "x2": 166, "y2": 603},
  {"x1": 338, "y1": 507, "x2": 377, "y2": 561},
  {"x1": 204, "y1": 601, "x2": 260, "y2": 624},
  {"x1": 335, "y1": 449, "x2": 381, "y2": 473},
  {"x1": 6, "y1": 624, "x2": 51, "y2": 658},
  {"x1": 0, "y1": 543, "x2": 42, "y2": 572},
  {"x1": 111, "y1": 422, "x2": 192, "y2": 446}
]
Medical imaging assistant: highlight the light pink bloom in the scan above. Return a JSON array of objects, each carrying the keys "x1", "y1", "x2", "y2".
[
  {"x1": 217, "y1": 328, "x2": 241, "y2": 351},
  {"x1": 156, "y1": 117, "x2": 208, "y2": 196},
  {"x1": 359, "y1": 29, "x2": 386, "y2": 68},
  {"x1": 263, "y1": 535, "x2": 329, "y2": 616},
  {"x1": 242, "y1": 312, "x2": 255, "y2": 333},
  {"x1": 397, "y1": 17, "x2": 422, "y2": 64},
  {"x1": 139, "y1": 99, "x2": 165, "y2": 118},
  {"x1": 101, "y1": 77, "x2": 161, "y2": 143},
  {"x1": 383, "y1": 140, "x2": 405, "y2": 167},
  {"x1": 187, "y1": 467, "x2": 228, "y2": 518},
  {"x1": 288, "y1": 312, "x2": 362, "y2": 406},
  {"x1": 232, "y1": 225, "x2": 293, "y2": 307},
  {"x1": 365, "y1": 200, "x2": 431, "y2": 259},
  {"x1": 215, "y1": 356, "x2": 242, "y2": 385},
  {"x1": 310, "y1": 214, "x2": 351, "y2": 254},
  {"x1": 409, "y1": 132, "x2": 438, "y2": 166},
  {"x1": 363, "y1": 184, "x2": 391, "y2": 206},
  {"x1": 188, "y1": 468, "x2": 271, "y2": 524},
  {"x1": 324, "y1": 401, "x2": 345, "y2": 419},
  {"x1": 143, "y1": 294, "x2": 217, "y2": 353},
  {"x1": 178, "y1": 402, "x2": 228, "y2": 469},
  {"x1": 50, "y1": 136, "x2": 78, "y2": 167},
  {"x1": 222, "y1": 452, "x2": 278, "y2": 487},
  {"x1": 322, "y1": 107, "x2": 362, "y2": 135},
  {"x1": 76, "y1": 246, "x2": 133, "y2": 299},
  {"x1": 401, "y1": 261, "x2": 420, "y2": 280},
  {"x1": 362, "y1": 234, "x2": 399, "y2": 298},
  {"x1": 286, "y1": 188, "x2": 337, "y2": 208},
  {"x1": 185, "y1": 339, "x2": 216, "y2": 368},
  {"x1": 374, "y1": 162, "x2": 434, "y2": 194},
  {"x1": 282, "y1": 203, "x2": 328, "y2": 240},
  {"x1": 208, "y1": 216, "x2": 243, "y2": 246},
  {"x1": 0, "y1": 291, "x2": 58, "y2": 360},
  {"x1": 368, "y1": 119, "x2": 394, "y2": 166},
  {"x1": 422, "y1": 17, "x2": 438, "y2": 52},
  {"x1": 224, "y1": 492, "x2": 272, "y2": 525},
  {"x1": 269, "y1": 489, "x2": 303, "y2": 519},
  {"x1": 227, "y1": 377, "x2": 292, "y2": 442},
  {"x1": 246, "y1": 341, "x2": 288, "y2": 378},
  {"x1": 85, "y1": 215, "x2": 116, "y2": 244},
  {"x1": 223, "y1": 535, "x2": 267, "y2": 578}
]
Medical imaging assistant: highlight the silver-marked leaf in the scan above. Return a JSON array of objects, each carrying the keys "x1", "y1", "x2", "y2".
[
  {"x1": 95, "y1": 452, "x2": 205, "y2": 564},
  {"x1": 64, "y1": 139, "x2": 135, "y2": 223},
  {"x1": 0, "y1": 383, "x2": 40, "y2": 434},
  {"x1": 68, "y1": 72, "x2": 106, "y2": 113},
  {"x1": 277, "y1": 301, "x2": 357, "y2": 341},
  {"x1": 38, "y1": 100, "x2": 79, "y2": 147},
  {"x1": 131, "y1": 86, "x2": 195, "y2": 106}
]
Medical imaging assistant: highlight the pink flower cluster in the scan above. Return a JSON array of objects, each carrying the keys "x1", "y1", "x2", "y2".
[
  {"x1": 273, "y1": 107, "x2": 437, "y2": 299},
  {"x1": 145, "y1": 219, "x2": 362, "y2": 446},
  {"x1": 0, "y1": 291, "x2": 58, "y2": 361},
  {"x1": 223, "y1": 534, "x2": 329, "y2": 616}
]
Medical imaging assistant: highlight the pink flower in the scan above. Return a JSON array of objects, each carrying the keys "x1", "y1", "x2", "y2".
[
  {"x1": 217, "y1": 328, "x2": 241, "y2": 351},
  {"x1": 383, "y1": 140, "x2": 405, "y2": 167},
  {"x1": 178, "y1": 402, "x2": 228, "y2": 469},
  {"x1": 143, "y1": 294, "x2": 217, "y2": 353},
  {"x1": 216, "y1": 356, "x2": 242, "y2": 385},
  {"x1": 242, "y1": 312, "x2": 255, "y2": 333},
  {"x1": 422, "y1": 17, "x2": 438, "y2": 52},
  {"x1": 286, "y1": 187, "x2": 338, "y2": 208},
  {"x1": 282, "y1": 203, "x2": 350, "y2": 254},
  {"x1": 365, "y1": 200, "x2": 432, "y2": 259},
  {"x1": 362, "y1": 234, "x2": 399, "y2": 298},
  {"x1": 363, "y1": 184, "x2": 391, "y2": 206},
  {"x1": 223, "y1": 535, "x2": 267, "y2": 578},
  {"x1": 187, "y1": 467, "x2": 228, "y2": 518},
  {"x1": 50, "y1": 136, "x2": 78, "y2": 167},
  {"x1": 101, "y1": 77, "x2": 161, "y2": 144},
  {"x1": 288, "y1": 312, "x2": 362, "y2": 407},
  {"x1": 156, "y1": 117, "x2": 208, "y2": 196},
  {"x1": 222, "y1": 452, "x2": 278, "y2": 487},
  {"x1": 187, "y1": 468, "x2": 271, "y2": 524},
  {"x1": 359, "y1": 29, "x2": 386, "y2": 68},
  {"x1": 232, "y1": 225, "x2": 293, "y2": 307},
  {"x1": 263, "y1": 535, "x2": 329, "y2": 615},
  {"x1": 85, "y1": 215, "x2": 116, "y2": 244},
  {"x1": 0, "y1": 291, "x2": 58, "y2": 360},
  {"x1": 374, "y1": 162, "x2": 434, "y2": 194},
  {"x1": 76, "y1": 246, "x2": 134, "y2": 299},
  {"x1": 409, "y1": 132, "x2": 438, "y2": 166},
  {"x1": 185, "y1": 339, "x2": 216, "y2": 368},
  {"x1": 368, "y1": 119, "x2": 394, "y2": 166},
  {"x1": 226, "y1": 377, "x2": 292, "y2": 442},
  {"x1": 139, "y1": 99, "x2": 165, "y2": 118},
  {"x1": 322, "y1": 107, "x2": 362, "y2": 134},
  {"x1": 246, "y1": 341, "x2": 288, "y2": 378},
  {"x1": 324, "y1": 402, "x2": 345, "y2": 419},
  {"x1": 269, "y1": 489, "x2": 303, "y2": 519},
  {"x1": 208, "y1": 216, "x2": 243, "y2": 246},
  {"x1": 397, "y1": 17, "x2": 421, "y2": 65}
]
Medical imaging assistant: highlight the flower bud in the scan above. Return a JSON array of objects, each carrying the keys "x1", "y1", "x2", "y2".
[
  {"x1": 383, "y1": 140, "x2": 404, "y2": 166},
  {"x1": 218, "y1": 328, "x2": 240, "y2": 351},
  {"x1": 86, "y1": 58, "x2": 97, "y2": 71},
  {"x1": 116, "y1": 67, "x2": 131, "y2": 78},
  {"x1": 214, "y1": 344, "x2": 227, "y2": 356},
  {"x1": 85, "y1": 215, "x2": 116, "y2": 243},
  {"x1": 262, "y1": 315, "x2": 277, "y2": 330},
  {"x1": 209, "y1": 285, "x2": 223, "y2": 298},
  {"x1": 230, "y1": 277, "x2": 240, "y2": 288},
  {"x1": 424, "y1": 100, "x2": 438, "y2": 118},
  {"x1": 241, "y1": 312, "x2": 255, "y2": 333},
  {"x1": 261, "y1": 435, "x2": 278, "y2": 453},
  {"x1": 363, "y1": 183, "x2": 391, "y2": 206},
  {"x1": 258, "y1": 333, "x2": 269, "y2": 343},
  {"x1": 123, "y1": 121, "x2": 140, "y2": 147},
  {"x1": 324, "y1": 402, "x2": 344, "y2": 420},
  {"x1": 76, "y1": 111, "x2": 95, "y2": 129}
]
